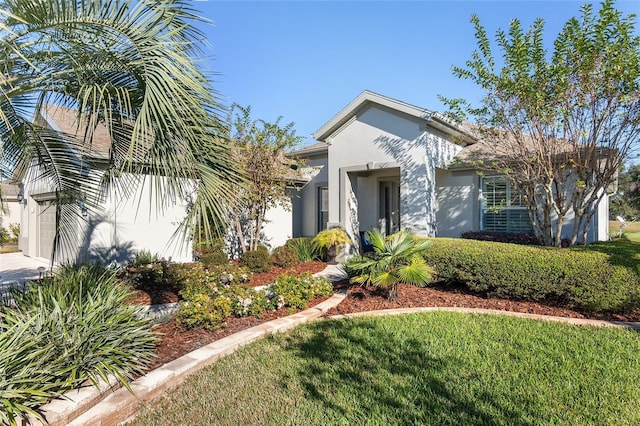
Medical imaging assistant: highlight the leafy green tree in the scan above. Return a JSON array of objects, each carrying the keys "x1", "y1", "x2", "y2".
[
  {"x1": 610, "y1": 164, "x2": 640, "y2": 221},
  {"x1": 226, "y1": 104, "x2": 303, "y2": 254},
  {"x1": 0, "y1": 0, "x2": 241, "y2": 261},
  {"x1": 441, "y1": 0, "x2": 640, "y2": 246},
  {"x1": 345, "y1": 230, "x2": 434, "y2": 301}
]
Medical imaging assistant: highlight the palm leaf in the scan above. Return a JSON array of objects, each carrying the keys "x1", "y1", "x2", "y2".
[{"x1": 1, "y1": 0, "x2": 242, "y2": 261}]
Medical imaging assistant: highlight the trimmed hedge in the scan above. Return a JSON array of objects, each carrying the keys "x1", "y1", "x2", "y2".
[{"x1": 421, "y1": 238, "x2": 640, "y2": 313}]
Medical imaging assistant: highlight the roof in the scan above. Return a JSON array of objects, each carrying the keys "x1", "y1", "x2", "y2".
[
  {"x1": 40, "y1": 104, "x2": 112, "y2": 155},
  {"x1": 0, "y1": 182, "x2": 20, "y2": 198},
  {"x1": 289, "y1": 141, "x2": 328, "y2": 158},
  {"x1": 312, "y1": 90, "x2": 476, "y2": 144}
]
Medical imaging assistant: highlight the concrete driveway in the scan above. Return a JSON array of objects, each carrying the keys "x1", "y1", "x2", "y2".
[{"x1": 0, "y1": 252, "x2": 54, "y2": 292}]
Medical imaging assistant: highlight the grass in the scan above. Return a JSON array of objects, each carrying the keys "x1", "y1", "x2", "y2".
[
  {"x1": 0, "y1": 243, "x2": 19, "y2": 254},
  {"x1": 609, "y1": 220, "x2": 640, "y2": 241},
  {"x1": 580, "y1": 237, "x2": 640, "y2": 279},
  {"x1": 132, "y1": 312, "x2": 640, "y2": 426}
]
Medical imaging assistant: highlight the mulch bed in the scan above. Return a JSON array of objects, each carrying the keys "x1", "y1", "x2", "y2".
[
  {"x1": 327, "y1": 280, "x2": 640, "y2": 323},
  {"x1": 137, "y1": 264, "x2": 640, "y2": 373}
]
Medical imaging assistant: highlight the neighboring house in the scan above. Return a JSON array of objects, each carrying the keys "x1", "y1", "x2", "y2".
[
  {"x1": 17, "y1": 104, "x2": 192, "y2": 263},
  {"x1": 0, "y1": 182, "x2": 21, "y2": 233},
  {"x1": 286, "y1": 90, "x2": 610, "y2": 249}
]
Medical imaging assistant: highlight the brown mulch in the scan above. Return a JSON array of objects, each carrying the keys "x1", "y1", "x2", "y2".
[
  {"x1": 137, "y1": 264, "x2": 640, "y2": 373},
  {"x1": 130, "y1": 260, "x2": 328, "y2": 371},
  {"x1": 327, "y1": 280, "x2": 640, "y2": 323}
]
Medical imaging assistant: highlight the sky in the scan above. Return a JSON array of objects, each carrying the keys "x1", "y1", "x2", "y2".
[{"x1": 192, "y1": 0, "x2": 640, "y2": 147}]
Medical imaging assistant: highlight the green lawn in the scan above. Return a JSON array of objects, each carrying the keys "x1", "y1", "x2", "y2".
[
  {"x1": 610, "y1": 221, "x2": 640, "y2": 242},
  {"x1": 132, "y1": 312, "x2": 640, "y2": 426}
]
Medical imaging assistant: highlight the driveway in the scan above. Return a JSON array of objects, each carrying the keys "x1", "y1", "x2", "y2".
[{"x1": 0, "y1": 252, "x2": 54, "y2": 294}]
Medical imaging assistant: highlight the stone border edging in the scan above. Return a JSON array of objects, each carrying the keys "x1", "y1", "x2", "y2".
[
  {"x1": 32, "y1": 290, "x2": 347, "y2": 426},
  {"x1": 329, "y1": 306, "x2": 640, "y2": 330}
]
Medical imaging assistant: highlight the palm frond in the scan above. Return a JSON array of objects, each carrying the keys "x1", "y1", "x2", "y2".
[{"x1": 1, "y1": 0, "x2": 243, "y2": 260}]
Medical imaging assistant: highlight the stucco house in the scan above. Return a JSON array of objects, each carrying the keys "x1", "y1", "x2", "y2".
[
  {"x1": 16, "y1": 104, "x2": 192, "y2": 263},
  {"x1": 287, "y1": 91, "x2": 609, "y2": 249}
]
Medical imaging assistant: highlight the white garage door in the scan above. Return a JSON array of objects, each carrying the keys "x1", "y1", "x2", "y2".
[{"x1": 37, "y1": 200, "x2": 56, "y2": 260}]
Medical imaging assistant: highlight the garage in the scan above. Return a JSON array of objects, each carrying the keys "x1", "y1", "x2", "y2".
[{"x1": 37, "y1": 200, "x2": 56, "y2": 260}]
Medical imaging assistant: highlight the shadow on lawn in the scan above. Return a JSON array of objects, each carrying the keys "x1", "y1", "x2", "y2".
[
  {"x1": 281, "y1": 319, "x2": 538, "y2": 425},
  {"x1": 581, "y1": 239, "x2": 640, "y2": 279}
]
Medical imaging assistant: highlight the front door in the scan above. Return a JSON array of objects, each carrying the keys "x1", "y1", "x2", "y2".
[{"x1": 379, "y1": 181, "x2": 400, "y2": 235}]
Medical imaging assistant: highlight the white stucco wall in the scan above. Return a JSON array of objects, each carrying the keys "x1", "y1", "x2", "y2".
[
  {"x1": 20, "y1": 165, "x2": 193, "y2": 263},
  {"x1": 1, "y1": 200, "x2": 22, "y2": 232},
  {"x1": 89, "y1": 175, "x2": 193, "y2": 263},
  {"x1": 326, "y1": 104, "x2": 462, "y2": 240},
  {"x1": 435, "y1": 169, "x2": 479, "y2": 237},
  {"x1": 261, "y1": 196, "x2": 294, "y2": 249},
  {"x1": 292, "y1": 155, "x2": 328, "y2": 238},
  {"x1": 434, "y1": 168, "x2": 609, "y2": 243}
]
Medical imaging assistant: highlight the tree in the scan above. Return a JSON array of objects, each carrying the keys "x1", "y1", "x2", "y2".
[
  {"x1": 441, "y1": 0, "x2": 640, "y2": 246},
  {"x1": 609, "y1": 164, "x2": 640, "y2": 221},
  {"x1": 226, "y1": 104, "x2": 303, "y2": 254},
  {"x1": 0, "y1": 0, "x2": 241, "y2": 261}
]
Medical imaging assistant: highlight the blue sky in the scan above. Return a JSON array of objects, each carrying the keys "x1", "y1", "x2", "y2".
[{"x1": 193, "y1": 1, "x2": 640, "y2": 146}]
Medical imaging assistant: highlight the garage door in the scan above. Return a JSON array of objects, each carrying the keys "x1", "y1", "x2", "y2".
[{"x1": 37, "y1": 200, "x2": 56, "y2": 260}]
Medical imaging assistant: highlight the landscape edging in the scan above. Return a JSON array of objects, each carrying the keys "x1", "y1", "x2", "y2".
[
  {"x1": 329, "y1": 306, "x2": 640, "y2": 330},
  {"x1": 29, "y1": 290, "x2": 347, "y2": 426}
]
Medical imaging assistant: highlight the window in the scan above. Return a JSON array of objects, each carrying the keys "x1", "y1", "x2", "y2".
[
  {"x1": 318, "y1": 187, "x2": 328, "y2": 232},
  {"x1": 481, "y1": 176, "x2": 532, "y2": 233}
]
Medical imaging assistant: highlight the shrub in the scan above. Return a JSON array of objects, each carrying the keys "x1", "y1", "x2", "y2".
[
  {"x1": 168, "y1": 263, "x2": 252, "y2": 298},
  {"x1": 167, "y1": 263, "x2": 214, "y2": 296},
  {"x1": 421, "y1": 238, "x2": 640, "y2": 312},
  {"x1": 219, "y1": 285, "x2": 270, "y2": 318},
  {"x1": 345, "y1": 230, "x2": 434, "y2": 300},
  {"x1": 272, "y1": 245, "x2": 299, "y2": 267},
  {"x1": 461, "y1": 230, "x2": 541, "y2": 245},
  {"x1": 285, "y1": 237, "x2": 319, "y2": 262},
  {"x1": 1, "y1": 264, "x2": 156, "y2": 423},
  {"x1": 176, "y1": 294, "x2": 233, "y2": 330},
  {"x1": 132, "y1": 249, "x2": 160, "y2": 266},
  {"x1": 0, "y1": 226, "x2": 8, "y2": 245},
  {"x1": 8, "y1": 222, "x2": 19, "y2": 241},
  {"x1": 194, "y1": 238, "x2": 228, "y2": 267},
  {"x1": 461, "y1": 230, "x2": 572, "y2": 247},
  {"x1": 269, "y1": 272, "x2": 332, "y2": 311},
  {"x1": 200, "y1": 250, "x2": 229, "y2": 268},
  {"x1": 240, "y1": 246, "x2": 272, "y2": 273}
]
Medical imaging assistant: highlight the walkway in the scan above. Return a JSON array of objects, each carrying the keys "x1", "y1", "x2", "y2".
[{"x1": 0, "y1": 252, "x2": 54, "y2": 296}]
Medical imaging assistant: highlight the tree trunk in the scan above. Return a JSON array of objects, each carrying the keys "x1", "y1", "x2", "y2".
[
  {"x1": 234, "y1": 215, "x2": 247, "y2": 254},
  {"x1": 387, "y1": 284, "x2": 399, "y2": 301}
]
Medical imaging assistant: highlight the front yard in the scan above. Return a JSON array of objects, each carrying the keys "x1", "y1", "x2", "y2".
[{"x1": 132, "y1": 311, "x2": 640, "y2": 425}]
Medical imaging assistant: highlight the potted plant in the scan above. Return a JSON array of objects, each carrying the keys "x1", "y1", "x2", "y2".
[{"x1": 312, "y1": 228, "x2": 351, "y2": 264}]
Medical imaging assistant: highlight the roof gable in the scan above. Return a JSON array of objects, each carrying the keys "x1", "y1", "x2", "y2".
[{"x1": 312, "y1": 90, "x2": 475, "y2": 144}]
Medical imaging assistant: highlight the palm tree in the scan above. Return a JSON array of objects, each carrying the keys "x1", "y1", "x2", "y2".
[
  {"x1": 0, "y1": 0, "x2": 241, "y2": 261},
  {"x1": 345, "y1": 229, "x2": 434, "y2": 301}
]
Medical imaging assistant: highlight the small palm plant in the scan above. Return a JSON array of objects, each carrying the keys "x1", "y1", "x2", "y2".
[{"x1": 345, "y1": 230, "x2": 434, "y2": 301}]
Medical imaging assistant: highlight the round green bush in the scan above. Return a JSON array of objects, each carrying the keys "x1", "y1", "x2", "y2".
[
  {"x1": 272, "y1": 245, "x2": 299, "y2": 268},
  {"x1": 240, "y1": 246, "x2": 272, "y2": 273}
]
